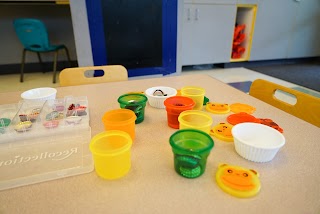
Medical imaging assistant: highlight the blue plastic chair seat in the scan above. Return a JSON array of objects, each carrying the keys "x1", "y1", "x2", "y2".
[{"x1": 26, "y1": 44, "x2": 66, "y2": 53}]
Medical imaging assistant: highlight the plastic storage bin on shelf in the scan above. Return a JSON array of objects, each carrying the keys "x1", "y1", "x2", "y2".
[{"x1": 0, "y1": 96, "x2": 93, "y2": 191}]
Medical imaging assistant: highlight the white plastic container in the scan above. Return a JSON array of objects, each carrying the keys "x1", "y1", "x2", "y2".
[
  {"x1": 145, "y1": 86, "x2": 177, "y2": 109},
  {"x1": 232, "y1": 122, "x2": 285, "y2": 162},
  {"x1": 21, "y1": 87, "x2": 57, "y2": 101}
]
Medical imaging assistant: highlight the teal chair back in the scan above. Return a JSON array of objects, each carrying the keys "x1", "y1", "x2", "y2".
[{"x1": 13, "y1": 18, "x2": 50, "y2": 52}]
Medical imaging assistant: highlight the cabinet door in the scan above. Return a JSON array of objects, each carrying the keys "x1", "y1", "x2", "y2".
[
  {"x1": 250, "y1": 0, "x2": 298, "y2": 60},
  {"x1": 181, "y1": 4, "x2": 236, "y2": 65},
  {"x1": 287, "y1": 0, "x2": 320, "y2": 58}
]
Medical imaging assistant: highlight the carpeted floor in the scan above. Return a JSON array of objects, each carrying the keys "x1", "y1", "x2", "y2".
[{"x1": 246, "y1": 61, "x2": 320, "y2": 92}]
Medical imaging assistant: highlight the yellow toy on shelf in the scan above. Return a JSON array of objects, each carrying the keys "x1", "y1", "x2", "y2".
[{"x1": 215, "y1": 163, "x2": 261, "y2": 198}]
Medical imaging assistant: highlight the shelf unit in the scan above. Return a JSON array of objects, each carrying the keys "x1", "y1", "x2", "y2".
[
  {"x1": 181, "y1": 3, "x2": 236, "y2": 66},
  {"x1": 230, "y1": 4, "x2": 257, "y2": 62}
]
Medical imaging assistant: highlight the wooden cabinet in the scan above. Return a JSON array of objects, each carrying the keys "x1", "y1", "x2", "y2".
[
  {"x1": 181, "y1": 4, "x2": 236, "y2": 65},
  {"x1": 250, "y1": 0, "x2": 320, "y2": 61}
]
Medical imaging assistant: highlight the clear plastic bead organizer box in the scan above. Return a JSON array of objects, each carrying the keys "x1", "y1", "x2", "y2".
[{"x1": 0, "y1": 96, "x2": 93, "y2": 191}]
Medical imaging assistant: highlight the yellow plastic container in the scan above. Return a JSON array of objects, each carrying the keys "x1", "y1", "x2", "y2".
[
  {"x1": 90, "y1": 130, "x2": 132, "y2": 180},
  {"x1": 181, "y1": 86, "x2": 205, "y2": 110},
  {"x1": 102, "y1": 109, "x2": 136, "y2": 140},
  {"x1": 178, "y1": 110, "x2": 213, "y2": 134}
]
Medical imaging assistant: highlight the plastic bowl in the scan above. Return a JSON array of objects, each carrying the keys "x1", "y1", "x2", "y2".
[
  {"x1": 232, "y1": 122, "x2": 285, "y2": 162},
  {"x1": 21, "y1": 87, "x2": 57, "y2": 101},
  {"x1": 145, "y1": 86, "x2": 177, "y2": 109}
]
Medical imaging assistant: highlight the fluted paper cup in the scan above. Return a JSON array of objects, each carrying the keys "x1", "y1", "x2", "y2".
[{"x1": 232, "y1": 123, "x2": 285, "y2": 162}]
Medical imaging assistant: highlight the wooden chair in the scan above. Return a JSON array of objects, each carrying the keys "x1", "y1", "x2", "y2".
[
  {"x1": 59, "y1": 65, "x2": 128, "y2": 86},
  {"x1": 249, "y1": 79, "x2": 320, "y2": 127}
]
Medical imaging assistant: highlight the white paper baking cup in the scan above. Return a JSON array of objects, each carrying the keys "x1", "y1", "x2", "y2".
[
  {"x1": 232, "y1": 122, "x2": 285, "y2": 162},
  {"x1": 21, "y1": 87, "x2": 57, "y2": 101},
  {"x1": 145, "y1": 86, "x2": 177, "y2": 109}
]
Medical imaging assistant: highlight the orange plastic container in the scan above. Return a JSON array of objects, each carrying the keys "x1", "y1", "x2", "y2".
[
  {"x1": 164, "y1": 96, "x2": 195, "y2": 129},
  {"x1": 102, "y1": 109, "x2": 136, "y2": 140},
  {"x1": 90, "y1": 130, "x2": 133, "y2": 180}
]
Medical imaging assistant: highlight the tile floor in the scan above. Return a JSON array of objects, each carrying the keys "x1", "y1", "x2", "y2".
[{"x1": 0, "y1": 67, "x2": 319, "y2": 104}]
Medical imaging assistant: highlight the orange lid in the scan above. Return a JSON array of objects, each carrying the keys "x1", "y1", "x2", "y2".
[
  {"x1": 164, "y1": 96, "x2": 195, "y2": 110},
  {"x1": 227, "y1": 112, "x2": 257, "y2": 125},
  {"x1": 230, "y1": 103, "x2": 256, "y2": 114}
]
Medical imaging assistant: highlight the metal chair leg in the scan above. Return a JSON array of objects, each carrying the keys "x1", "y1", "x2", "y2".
[
  {"x1": 37, "y1": 52, "x2": 45, "y2": 73},
  {"x1": 52, "y1": 50, "x2": 59, "y2": 84},
  {"x1": 20, "y1": 49, "x2": 27, "y2": 82},
  {"x1": 64, "y1": 46, "x2": 72, "y2": 67}
]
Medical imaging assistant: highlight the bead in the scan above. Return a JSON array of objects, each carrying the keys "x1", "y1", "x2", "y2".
[
  {"x1": 14, "y1": 121, "x2": 32, "y2": 132},
  {"x1": 43, "y1": 120, "x2": 59, "y2": 128}
]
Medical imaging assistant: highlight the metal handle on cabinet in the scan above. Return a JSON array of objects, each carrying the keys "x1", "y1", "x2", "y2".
[
  {"x1": 294, "y1": 0, "x2": 301, "y2": 2},
  {"x1": 195, "y1": 8, "x2": 199, "y2": 21},
  {"x1": 187, "y1": 8, "x2": 191, "y2": 21}
]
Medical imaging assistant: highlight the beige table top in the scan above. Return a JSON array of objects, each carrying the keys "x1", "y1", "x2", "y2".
[{"x1": 0, "y1": 74, "x2": 319, "y2": 214}]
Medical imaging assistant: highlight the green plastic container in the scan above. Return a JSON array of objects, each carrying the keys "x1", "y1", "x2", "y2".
[
  {"x1": 118, "y1": 93, "x2": 148, "y2": 124},
  {"x1": 169, "y1": 129, "x2": 214, "y2": 178}
]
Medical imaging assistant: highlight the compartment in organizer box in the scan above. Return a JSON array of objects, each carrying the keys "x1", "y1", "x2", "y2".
[
  {"x1": 0, "y1": 103, "x2": 21, "y2": 135},
  {"x1": 40, "y1": 96, "x2": 89, "y2": 129},
  {"x1": 64, "y1": 96, "x2": 89, "y2": 127},
  {"x1": 2, "y1": 100, "x2": 46, "y2": 143}
]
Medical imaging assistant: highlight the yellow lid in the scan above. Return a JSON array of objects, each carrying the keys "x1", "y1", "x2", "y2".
[
  {"x1": 216, "y1": 163, "x2": 261, "y2": 198},
  {"x1": 206, "y1": 102, "x2": 230, "y2": 114},
  {"x1": 210, "y1": 123, "x2": 233, "y2": 142}
]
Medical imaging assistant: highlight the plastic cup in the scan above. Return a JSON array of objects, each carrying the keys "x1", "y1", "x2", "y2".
[
  {"x1": 178, "y1": 110, "x2": 213, "y2": 134},
  {"x1": 181, "y1": 86, "x2": 205, "y2": 110},
  {"x1": 102, "y1": 109, "x2": 137, "y2": 140},
  {"x1": 90, "y1": 130, "x2": 133, "y2": 180},
  {"x1": 164, "y1": 96, "x2": 195, "y2": 129},
  {"x1": 169, "y1": 129, "x2": 214, "y2": 178},
  {"x1": 118, "y1": 93, "x2": 148, "y2": 124}
]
